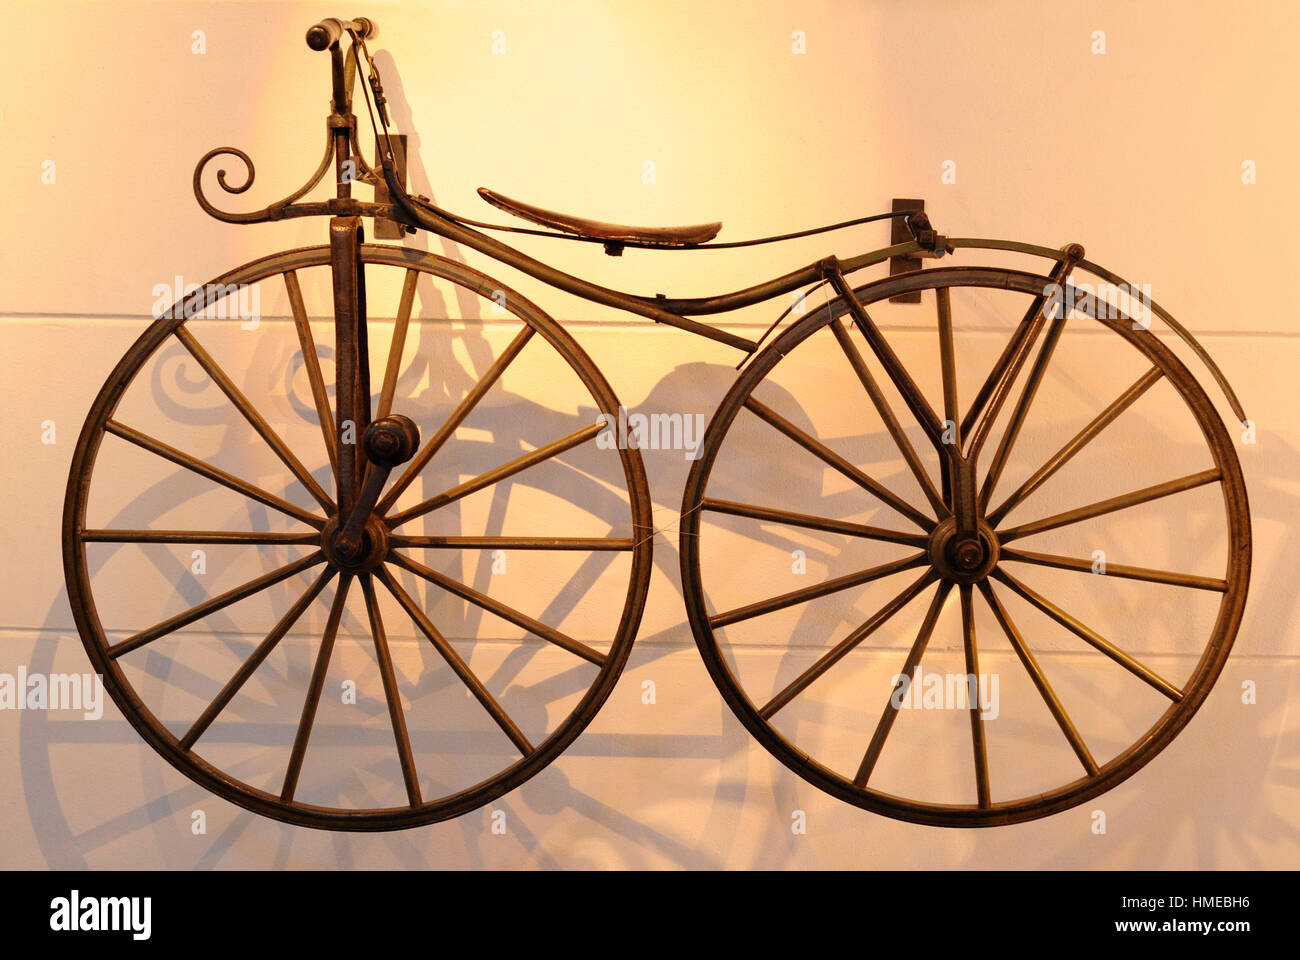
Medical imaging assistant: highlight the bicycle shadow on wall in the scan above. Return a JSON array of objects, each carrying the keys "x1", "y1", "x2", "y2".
[
  {"x1": 34, "y1": 289, "x2": 746, "y2": 865},
  {"x1": 27, "y1": 44, "x2": 1299, "y2": 866},
  {"x1": 28, "y1": 307, "x2": 736, "y2": 867},
  {"x1": 29, "y1": 312, "x2": 1300, "y2": 866},
  {"x1": 27, "y1": 291, "x2": 1300, "y2": 866},
  {"x1": 671, "y1": 329, "x2": 1277, "y2": 843},
  {"x1": 19, "y1": 64, "x2": 750, "y2": 869}
]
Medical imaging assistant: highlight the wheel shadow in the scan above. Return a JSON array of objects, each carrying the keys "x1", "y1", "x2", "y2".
[
  {"x1": 22, "y1": 50, "x2": 1299, "y2": 871},
  {"x1": 25, "y1": 320, "x2": 1300, "y2": 867}
]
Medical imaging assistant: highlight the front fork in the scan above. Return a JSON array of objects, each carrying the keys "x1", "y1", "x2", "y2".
[
  {"x1": 822, "y1": 228, "x2": 1083, "y2": 578},
  {"x1": 330, "y1": 216, "x2": 370, "y2": 518},
  {"x1": 326, "y1": 216, "x2": 421, "y2": 562}
]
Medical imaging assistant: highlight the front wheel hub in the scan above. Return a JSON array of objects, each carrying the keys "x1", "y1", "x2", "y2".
[{"x1": 321, "y1": 514, "x2": 389, "y2": 573}]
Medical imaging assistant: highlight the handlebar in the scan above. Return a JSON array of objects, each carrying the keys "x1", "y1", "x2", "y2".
[{"x1": 306, "y1": 17, "x2": 377, "y2": 51}]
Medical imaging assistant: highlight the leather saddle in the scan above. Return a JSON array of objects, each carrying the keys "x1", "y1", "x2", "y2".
[{"x1": 478, "y1": 187, "x2": 721, "y2": 248}]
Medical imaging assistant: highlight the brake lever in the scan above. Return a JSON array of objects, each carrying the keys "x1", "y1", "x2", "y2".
[{"x1": 361, "y1": 42, "x2": 392, "y2": 128}]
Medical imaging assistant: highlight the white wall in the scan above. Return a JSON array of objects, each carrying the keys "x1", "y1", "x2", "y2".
[{"x1": 2, "y1": 0, "x2": 1298, "y2": 867}]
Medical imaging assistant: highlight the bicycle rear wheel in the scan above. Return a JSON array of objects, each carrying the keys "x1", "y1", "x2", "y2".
[{"x1": 681, "y1": 261, "x2": 1249, "y2": 826}]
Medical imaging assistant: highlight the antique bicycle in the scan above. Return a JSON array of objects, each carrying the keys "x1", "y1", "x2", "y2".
[{"x1": 63, "y1": 18, "x2": 1251, "y2": 830}]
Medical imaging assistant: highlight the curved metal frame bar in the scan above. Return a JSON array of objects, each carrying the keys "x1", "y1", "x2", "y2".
[
  {"x1": 384, "y1": 175, "x2": 1250, "y2": 424},
  {"x1": 192, "y1": 23, "x2": 1248, "y2": 423}
]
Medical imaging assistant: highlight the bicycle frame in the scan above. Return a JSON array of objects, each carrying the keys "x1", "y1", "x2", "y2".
[
  {"x1": 66, "y1": 15, "x2": 1255, "y2": 831},
  {"x1": 191, "y1": 19, "x2": 1248, "y2": 422}
]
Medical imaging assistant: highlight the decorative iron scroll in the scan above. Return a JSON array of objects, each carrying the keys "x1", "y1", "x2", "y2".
[{"x1": 192, "y1": 123, "x2": 385, "y2": 225}]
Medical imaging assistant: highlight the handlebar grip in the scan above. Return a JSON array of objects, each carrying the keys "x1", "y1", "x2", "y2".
[{"x1": 306, "y1": 17, "x2": 377, "y2": 51}]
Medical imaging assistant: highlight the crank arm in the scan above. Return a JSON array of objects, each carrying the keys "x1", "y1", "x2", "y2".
[{"x1": 333, "y1": 415, "x2": 420, "y2": 560}]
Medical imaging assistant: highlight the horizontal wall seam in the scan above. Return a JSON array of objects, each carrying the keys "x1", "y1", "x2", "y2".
[
  {"x1": 3, "y1": 312, "x2": 1299, "y2": 340},
  {"x1": 2, "y1": 628, "x2": 1287, "y2": 660}
]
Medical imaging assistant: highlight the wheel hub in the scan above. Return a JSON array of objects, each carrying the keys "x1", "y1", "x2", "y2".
[
  {"x1": 928, "y1": 516, "x2": 999, "y2": 584},
  {"x1": 321, "y1": 514, "x2": 389, "y2": 573}
]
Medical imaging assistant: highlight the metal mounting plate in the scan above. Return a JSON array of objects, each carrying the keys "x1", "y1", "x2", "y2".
[
  {"x1": 889, "y1": 197, "x2": 924, "y2": 303},
  {"x1": 373, "y1": 134, "x2": 408, "y2": 239}
]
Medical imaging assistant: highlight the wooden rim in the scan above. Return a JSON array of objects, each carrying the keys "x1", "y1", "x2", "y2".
[{"x1": 63, "y1": 244, "x2": 654, "y2": 830}]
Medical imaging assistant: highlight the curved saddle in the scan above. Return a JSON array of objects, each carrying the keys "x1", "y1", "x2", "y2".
[{"x1": 478, "y1": 187, "x2": 721, "y2": 247}]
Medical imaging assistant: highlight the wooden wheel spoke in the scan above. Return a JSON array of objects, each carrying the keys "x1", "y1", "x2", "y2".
[
  {"x1": 108, "y1": 551, "x2": 326, "y2": 659},
  {"x1": 389, "y1": 535, "x2": 635, "y2": 551},
  {"x1": 700, "y1": 498, "x2": 928, "y2": 547},
  {"x1": 281, "y1": 575, "x2": 352, "y2": 802},
  {"x1": 977, "y1": 308, "x2": 1069, "y2": 510},
  {"x1": 992, "y1": 569, "x2": 1183, "y2": 701},
  {"x1": 828, "y1": 319, "x2": 947, "y2": 518},
  {"x1": 83, "y1": 530, "x2": 320, "y2": 545},
  {"x1": 959, "y1": 584, "x2": 991, "y2": 808},
  {"x1": 376, "y1": 268, "x2": 419, "y2": 420},
  {"x1": 387, "y1": 552, "x2": 605, "y2": 666},
  {"x1": 709, "y1": 553, "x2": 927, "y2": 629},
  {"x1": 1000, "y1": 547, "x2": 1227, "y2": 592},
  {"x1": 760, "y1": 570, "x2": 937, "y2": 720},
  {"x1": 999, "y1": 468, "x2": 1222, "y2": 542},
  {"x1": 977, "y1": 580, "x2": 1098, "y2": 776},
  {"x1": 104, "y1": 420, "x2": 325, "y2": 528},
  {"x1": 180, "y1": 567, "x2": 336, "y2": 750},
  {"x1": 853, "y1": 580, "x2": 952, "y2": 786},
  {"x1": 285, "y1": 270, "x2": 338, "y2": 475},
  {"x1": 987, "y1": 366, "x2": 1163, "y2": 526},
  {"x1": 379, "y1": 326, "x2": 534, "y2": 514},
  {"x1": 824, "y1": 272, "x2": 944, "y2": 446},
  {"x1": 743, "y1": 397, "x2": 934, "y2": 531},
  {"x1": 174, "y1": 326, "x2": 334, "y2": 513},
  {"x1": 387, "y1": 421, "x2": 603, "y2": 528},
  {"x1": 377, "y1": 567, "x2": 535, "y2": 756},
  {"x1": 361, "y1": 574, "x2": 423, "y2": 806}
]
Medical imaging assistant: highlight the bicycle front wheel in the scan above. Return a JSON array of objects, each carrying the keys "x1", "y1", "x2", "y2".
[{"x1": 64, "y1": 243, "x2": 652, "y2": 830}]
